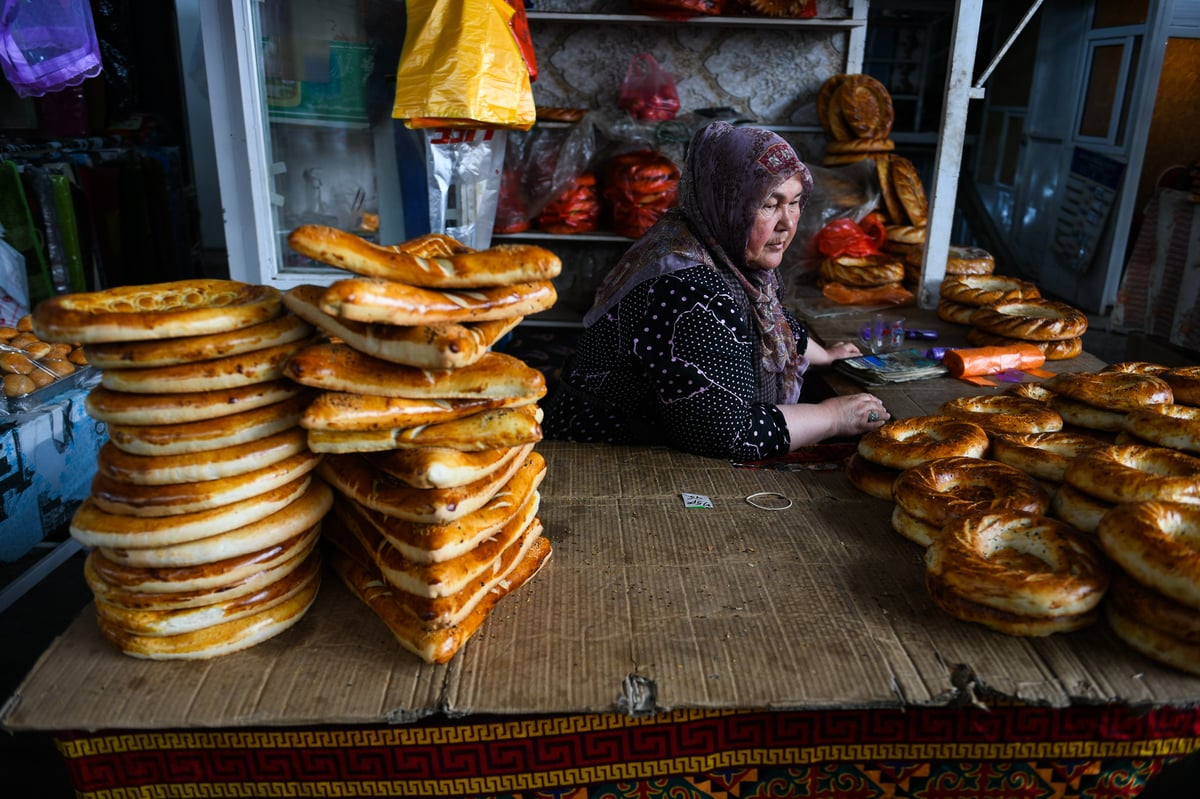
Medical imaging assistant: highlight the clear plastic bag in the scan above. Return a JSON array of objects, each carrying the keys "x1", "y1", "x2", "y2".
[
  {"x1": 424, "y1": 127, "x2": 507, "y2": 250},
  {"x1": 618, "y1": 53, "x2": 680, "y2": 122},
  {"x1": 0, "y1": 0, "x2": 102, "y2": 98}
]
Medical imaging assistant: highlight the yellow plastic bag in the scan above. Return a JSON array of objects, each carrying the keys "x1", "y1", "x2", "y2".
[{"x1": 393, "y1": 0, "x2": 535, "y2": 130}]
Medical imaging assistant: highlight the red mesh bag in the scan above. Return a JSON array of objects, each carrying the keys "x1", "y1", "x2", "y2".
[
  {"x1": 603, "y1": 151, "x2": 681, "y2": 239},
  {"x1": 535, "y1": 172, "x2": 602, "y2": 234}
]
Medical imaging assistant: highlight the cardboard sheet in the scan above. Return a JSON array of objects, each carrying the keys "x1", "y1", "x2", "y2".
[{"x1": 6, "y1": 439, "x2": 1200, "y2": 733}]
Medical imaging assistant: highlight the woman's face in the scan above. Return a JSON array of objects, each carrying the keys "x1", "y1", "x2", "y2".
[{"x1": 743, "y1": 174, "x2": 807, "y2": 271}]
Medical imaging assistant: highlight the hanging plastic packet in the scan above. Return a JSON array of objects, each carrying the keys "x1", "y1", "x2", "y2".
[
  {"x1": 424, "y1": 127, "x2": 507, "y2": 250},
  {"x1": 0, "y1": 223, "x2": 29, "y2": 327},
  {"x1": 0, "y1": 0, "x2": 103, "y2": 98}
]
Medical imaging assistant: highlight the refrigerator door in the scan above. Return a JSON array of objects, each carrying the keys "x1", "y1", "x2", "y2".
[{"x1": 200, "y1": 0, "x2": 408, "y2": 289}]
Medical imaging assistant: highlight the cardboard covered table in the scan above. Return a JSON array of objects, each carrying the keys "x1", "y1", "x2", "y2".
[{"x1": 4, "y1": 311, "x2": 1199, "y2": 797}]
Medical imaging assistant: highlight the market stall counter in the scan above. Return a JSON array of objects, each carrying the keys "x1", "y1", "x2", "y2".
[{"x1": 3, "y1": 308, "x2": 1199, "y2": 798}]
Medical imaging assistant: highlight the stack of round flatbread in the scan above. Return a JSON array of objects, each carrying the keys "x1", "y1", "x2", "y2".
[
  {"x1": 283, "y1": 227, "x2": 557, "y2": 664},
  {"x1": 32, "y1": 279, "x2": 328, "y2": 659},
  {"x1": 964, "y1": 298, "x2": 1089, "y2": 361},
  {"x1": 817, "y1": 73, "x2": 896, "y2": 165}
]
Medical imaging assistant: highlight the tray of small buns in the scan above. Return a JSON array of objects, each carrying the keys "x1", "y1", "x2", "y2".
[{"x1": 1, "y1": 315, "x2": 93, "y2": 416}]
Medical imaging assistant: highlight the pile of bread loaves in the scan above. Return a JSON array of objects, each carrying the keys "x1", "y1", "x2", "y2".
[
  {"x1": 283, "y1": 225, "x2": 559, "y2": 663},
  {"x1": 1, "y1": 313, "x2": 87, "y2": 399},
  {"x1": 32, "y1": 227, "x2": 562, "y2": 663},
  {"x1": 33, "y1": 281, "x2": 328, "y2": 659},
  {"x1": 845, "y1": 362, "x2": 1200, "y2": 675},
  {"x1": 938, "y1": 276, "x2": 1090, "y2": 362}
]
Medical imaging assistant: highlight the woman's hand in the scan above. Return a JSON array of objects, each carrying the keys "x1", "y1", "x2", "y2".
[
  {"x1": 806, "y1": 339, "x2": 862, "y2": 366},
  {"x1": 779, "y1": 392, "x2": 889, "y2": 448}
]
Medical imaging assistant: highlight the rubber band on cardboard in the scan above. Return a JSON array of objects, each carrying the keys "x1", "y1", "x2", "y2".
[{"x1": 745, "y1": 492, "x2": 793, "y2": 511}]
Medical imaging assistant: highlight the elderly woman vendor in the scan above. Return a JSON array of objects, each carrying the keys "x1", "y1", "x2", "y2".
[{"x1": 543, "y1": 122, "x2": 890, "y2": 461}]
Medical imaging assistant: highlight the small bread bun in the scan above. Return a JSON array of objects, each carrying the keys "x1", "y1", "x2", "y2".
[{"x1": 3, "y1": 373, "x2": 35, "y2": 397}]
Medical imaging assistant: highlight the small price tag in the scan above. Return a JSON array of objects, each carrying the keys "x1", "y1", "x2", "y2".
[{"x1": 681, "y1": 492, "x2": 713, "y2": 509}]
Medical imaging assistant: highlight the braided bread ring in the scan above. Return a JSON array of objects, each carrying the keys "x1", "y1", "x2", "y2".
[
  {"x1": 1097, "y1": 500, "x2": 1200, "y2": 610},
  {"x1": 1102, "y1": 361, "x2": 1171, "y2": 376},
  {"x1": 1109, "y1": 570, "x2": 1200, "y2": 644},
  {"x1": 939, "y1": 274, "x2": 1041, "y2": 307},
  {"x1": 1050, "y1": 483, "x2": 1113, "y2": 534},
  {"x1": 893, "y1": 456, "x2": 1050, "y2": 531},
  {"x1": 818, "y1": 255, "x2": 904, "y2": 287},
  {"x1": 844, "y1": 452, "x2": 900, "y2": 501},
  {"x1": 1123, "y1": 404, "x2": 1200, "y2": 454},
  {"x1": 1048, "y1": 394, "x2": 1126, "y2": 432},
  {"x1": 946, "y1": 245, "x2": 995, "y2": 275},
  {"x1": 926, "y1": 510, "x2": 1108, "y2": 619},
  {"x1": 1005, "y1": 382, "x2": 1056, "y2": 403},
  {"x1": 967, "y1": 328, "x2": 1084, "y2": 361},
  {"x1": 970, "y1": 299, "x2": 1088, "y2": 342},
  {"x1": 857, "y1": 415, "x2": 989, "y2": 471},
  {"x1": 1106, "y1": 599, "x2": 1200, "y2": 676},
  {"x1": 1046, "y1": 370, "x2": 1173, "y2": 411},
  {"x1": 891, "y1": 505, "x2": 941, "y2": 548},
  {"x1": 1163, "y1": 366, "x2": 1200, "y2": 406},
  {"x1": 1063, "y1": 443, "x2": 1200, "y2": 505},
  {"x1": 885, "y1": 224, "x2": 926, "y2": 245},
  {"x1": 936, "y1": 299, "x2": 977, "y2": 326},
  {"x1": 938, "y1": 395, "x2": 1063, "y2": 435},
  {"x1": 990, "y1": 430, "x2": 1106, "y2": 483},
  {"x1": 926, "y1": 572, "x2": 1100, "y2": 637}
]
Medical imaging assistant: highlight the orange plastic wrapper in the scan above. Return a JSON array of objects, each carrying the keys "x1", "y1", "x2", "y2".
[
  {"x1": 821, "y1": 281, "x2": 914, "y2": 306},
  {"x1": 943, "y1": 344, "x2": 1046, "y2": 378}
]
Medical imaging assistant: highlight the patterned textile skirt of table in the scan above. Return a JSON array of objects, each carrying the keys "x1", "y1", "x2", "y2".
[{"x1": 53, "y1": 703, "x2": 1200, "y2": 798}]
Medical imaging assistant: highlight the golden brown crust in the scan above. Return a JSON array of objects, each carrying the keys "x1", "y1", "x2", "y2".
[
  {"x1": 816, "y1": 74, "x2": 851, "y2": 138},
  {"x1": 89, "y1": 451, "x2": 321, "y2": 517},
  {"x1": 857, "y1": 415, "x2": 990, "y2": 471},
  {"x1": 96, "y1": 428, "x2": 311, "y2": 486},
  {"x1": 320, "y1": 276, "x2": 557, "y2": 326},
  {"x1": 1123, "y1": 404, "x2": 1200, "y2": 454},
  {"x1": 1049, "y1": 483, "x2": 1112, "y2": 534},
  {"x1": 1048, "y1": 393, "x2": 1127, "y2": 433},
  {"x1": 328, "y1": 528, "x2": 550, "y2": 664},
  {"x1": 926, "y1": 510, "x2": 1108, "y2": 619},
  {"x1": 818, "y1": 254, "x2": 905, "y2": 287},
  {"x1": 945, "y1": 245, "x2": 996, "y2": 275},
  {"x1": 889, "y1": 156, "x2": 927, "y2": 226},
  {"x1": 885, "y1": 224, "x2": 926, "y2": 245},
  {"x1": 844, "y1": 452, "x2": 900, "y2": 501},
  {"x1": 937, "y1": 395, "x2": 1063, "y2": 435},
  {"x1": 284, "y1": 343, "x2": 546, "y2": 400},
  {"x1": 369, "y1": 445, "x2": 526, "y2": 490},
  {"x1": 939, "y1": 274, "x2": 1041, "y2": 307},
  {"x1": 82, "y1": 313, "x2": 313, "y2": 369},
  {"x1": 892, "y1": 456, "x2": 1050, "y2": 532},
  {"x1": 284, "y1": 284, "x2": 521, "y2": 370},
  {"x1": 100, "y1": 335, "x2": 320, "y2": 394},
  {"x1": 970, "y1": 299, "x2": 1089, "y2": 342},
  {"x1": 1109, "y1": 570, "x2": 1200, "y2": 644},
  {"x1": 926, "y1": 568, "x2": 1099, "y2": 637},
  {"x1": 71, "y1": 476, "x2": 317, "y2": 550},
  {"x1": 1101, "y1": 361, "x2": 1171, "y2": 376},
  {"x1": 874, "y1": 154, "x2": 905, "y2": 224},
  {"x1": 33, "y1": 280, "x2": 282, "y2": 344},
  {"x1": 318, "y1": 449, "x2": 542, "y2": 525},
  {"x1": 1105, "y1": 599, "x2": 1200, "y2": 676},
  {"x1": 85, "y1": 525, "x2": 319, "y2": 600},
  {"x1": 936, "y1": 298, "x2": 977, "y2": 326},
  {"x1": 1063, "y1": 443, "x2": 1200, "y2": 505},
  {"x1": 966, "y1": 329, "x2": 1083, "y2": 361},
  {"x1": 94, "y1": 549, "x2": 321, "y2": 637},
  {"x1": 288, "y1": 225, "x2": 561, "y2": 288},
  {"x1": 106, "y1": 392, "x2": 312, "y2": 456},
  {"x1": 1045, "y1": 371, "x2": 1173, "y2": 411},
  {"x1": 85, "y1": 380, "x2": 304, "y2": 426},
  {"x1": 301, "y1": 391, "x2": 530, "y2": 433},
  {"x1": 990, "y1": 430, "x2": 1106, "y2": 483},
  {"x1": 891, "y1": 505, "x2": 941, "y2": 548},
  {"x1": 1097, "y1": 500, "x2": 1200, "y2": 611},
  {"x1": 95, "y1": 567, "x2": 319, "y2": 660},
  {"x1": 306, "y1": 405, "x2": 543, "y2": 454},
  {"x1": 1163, "y1": 366, "x2": 1200, "y2": 406},
  {"x1": 835, "y1": 74, "x2": 895, "y2": 140}
]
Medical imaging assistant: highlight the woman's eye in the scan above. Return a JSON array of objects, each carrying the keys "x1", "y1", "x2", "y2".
[{"x1": 761, "y1": 203, "x2": 779, "y2": 214}]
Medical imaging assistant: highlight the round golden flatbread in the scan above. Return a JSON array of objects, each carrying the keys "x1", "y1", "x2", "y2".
[
  {"x1": 82, "y1": 312, "x2": 313, "y2": 369},
  {"x1": 85, "y1": 380, "x2": 305, "y2": 426},
  {"x1": 33, "y1": 279, "x2": 282, "y2": 344}
]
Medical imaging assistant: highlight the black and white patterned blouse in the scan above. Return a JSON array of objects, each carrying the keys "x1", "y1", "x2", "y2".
[{"x1": 543, "y1": 262, "x2": 808, "y2": 462}]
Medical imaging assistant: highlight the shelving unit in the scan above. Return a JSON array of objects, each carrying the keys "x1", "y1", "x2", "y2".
[{"x1": 511, "y1": 1, "x2": 872, "y2": 327}]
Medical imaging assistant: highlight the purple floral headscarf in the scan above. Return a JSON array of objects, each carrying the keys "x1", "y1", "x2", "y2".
[{"x1": 585, "y1": 122, "x2": 814, "y2": 404}]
